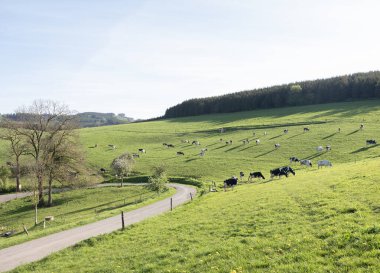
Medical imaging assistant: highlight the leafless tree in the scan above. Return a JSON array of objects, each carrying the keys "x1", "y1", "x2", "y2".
[{"x1": 3, "y1": 100, "x2": 80, "y2": 206}]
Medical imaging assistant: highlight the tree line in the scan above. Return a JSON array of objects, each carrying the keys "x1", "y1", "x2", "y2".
[{"x1": 164, "y1": 71, "x2": 380, "y2": 118}]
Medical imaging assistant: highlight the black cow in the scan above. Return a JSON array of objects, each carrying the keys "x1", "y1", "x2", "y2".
[
  {"x1": 138, "y1": 148, "x2": 146, "y2": 153},
  {"x1": 100, "y1": 168, "x2": 106, "y2": 173},
  {"x1": 303, "y1": 127, "x2": 310, "y2": 132},
  {"x1": 224, "y1": 177, "x2": 238, "y2": 187},
  {"x1": 248, "y1": 172, "x2": 265, "y2": 181},
  {"x1": 270, "y1": 166, "x2": 295, "y2": 178},
  {"x1": 167, "y1": 144, "x2": 175, "y2": 148},
  {"x1": 177, "y1": 151, "x2": 185, "y2": 156},
  {"x1": 366, "y1": 139, "x2": 377, "y2": 145}
]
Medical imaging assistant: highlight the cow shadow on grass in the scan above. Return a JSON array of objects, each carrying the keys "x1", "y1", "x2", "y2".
[
  {"x1": 303, "y1": 152, "x2": 325, "y2": 160},
  {"x1": 239, "y1": 146, "x2": 255, "y2": 152},
  {"x1": 268, "y1": 134, "x2": 283, "y2": 140},
  {"x1": 322, "y1": 132, "x2": 339, "y2": 140},
  {"x1": 254, "y1": 149, "x2": 276, "y2": 158},
  {"x1": 206, "y1": 142, "x2": 220, "y2": 148},
  {"x1": 214, "y1": 144, "x2": 229, "y2": 150},
  {"x1": 225, "y1": 144, "x2": 244, "y2": 152},
  {"x1": 287, "y1": 133, "x2": 304, "y2": 139},
  {"x1": 185, "y1": 158, "x2": 200, "y2": 163},
  {"x1": 350, "y1": 144, "x2": 379, "y2": 154},
  {"x1": 346, "y1": 129, "x2": 360, "y2": 136}
]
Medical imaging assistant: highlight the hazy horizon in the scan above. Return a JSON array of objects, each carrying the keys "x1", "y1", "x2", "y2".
[{"x1": 1, "y1": 1, "x2": 379, "y2": 119}]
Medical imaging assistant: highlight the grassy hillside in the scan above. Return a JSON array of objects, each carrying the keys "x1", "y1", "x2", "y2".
[
  {"x1": 12, "y1": 159, "x2": 380, "y2": 272},
  {"x1": 78, "y1": 100, "x2": 380, "y2": 182}
]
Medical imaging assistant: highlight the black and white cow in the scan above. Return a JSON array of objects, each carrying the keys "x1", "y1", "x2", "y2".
[
  {"x1": 256, "y1": 139, "x2": 260, "y2": 145},
  {"x1": 224, "y1": 177, "x2": 238, "y2": 187},
  {"x1": 138, "y1": 148, "x2": 146, "y2": 153},
  {"x1": 300, "y1": 159, "x2": 312, "y2": 167},
  {"x1": 177, "y1": 151, "x2": 185, "y2": 156},
  {"x1": 270, "y1": 166, "x2": 295, "y2": 178},
  {"x1": 192, "y1": 140, "x2": 200, "y2": 146},
  {"x1": 108, "y1": 144, "x2": 116, "y2": 150},
  {"x1": 326, "y1": 145, "x2": 331, "y2": 151},
  {"x1": 248, "y1": 172, "x2": 265, "y2": 181},
  {"x1": 316, "y1": 146, "x2": 323, "y2": 152},
  {"x1": 167, "y1": 144, "x2": 175, "y2": 148},
  {"x1": 284, "y1": 129, "x2": 289, "y2": 134},
  {"x1": 289, "y1": 157, "x2": 300, "y2": 164},
  {"x1": 303, "y1": 127, "x2": 310, "y2": 132},
  {"x1": 275, "y1": 143, "x2": 281, "y2": 149},
  {"x1": 239, "y1": 171, "x2": 245, "y2": 180},
  {"x1": 360, "y1": 124, "x2": 364, "y2": 130},
  {"x1": 366, "y1": 139, "x2": 377, "y2": 145},
  {"x1": 100, "y1": 168, "x2": 107, "y2": 173}
]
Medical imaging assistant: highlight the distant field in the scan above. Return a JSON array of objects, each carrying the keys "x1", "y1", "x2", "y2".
[
  {"x1": 0, "y1": 186, "x2": 174, "y2": 249},
  {"x1": 12, "y1": 158, "x2": 380, "y2": 272},
  {"x1": 77, "y1": 100, "x2": 380, "y2": 182}
]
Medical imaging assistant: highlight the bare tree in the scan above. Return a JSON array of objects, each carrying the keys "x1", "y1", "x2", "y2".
[
  {"x1": 110, "y1": 153, "x2": 135, "y2": 187},
  {"x1": 0, "y1": 120, "x2": 28, "y2": 192},
  {"x1": 5, "y1": 100, "x2": 80, "y2": 206}
]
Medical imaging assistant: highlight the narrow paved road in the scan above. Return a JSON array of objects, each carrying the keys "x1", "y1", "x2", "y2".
[{"x1": 0, "y1": 184, "x2": 196, "y2": 272}]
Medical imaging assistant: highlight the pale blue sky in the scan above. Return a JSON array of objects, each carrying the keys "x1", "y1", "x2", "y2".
[{"x1": 1, "y1": 0, "x2": 379, "y2": 118}]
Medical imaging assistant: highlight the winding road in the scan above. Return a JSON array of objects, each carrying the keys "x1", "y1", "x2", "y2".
[{"x1": 0, "y1": 184, "x2": 196, "y2": 272}]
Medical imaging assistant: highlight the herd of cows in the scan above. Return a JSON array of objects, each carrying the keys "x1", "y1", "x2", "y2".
[{"x1": 96, "y1": 124, "x2": 377, "y2": 188}]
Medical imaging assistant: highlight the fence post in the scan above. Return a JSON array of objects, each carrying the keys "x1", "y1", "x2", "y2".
[
  {"x1": 170, "y1": 198, "x2": 173, "y2": 211},
  {"x1": 121, "y1": 211, "x2": 125, "y2": 230},
  {"x1": 190, "y1": 192, "x2": 193, "y2": 201}
]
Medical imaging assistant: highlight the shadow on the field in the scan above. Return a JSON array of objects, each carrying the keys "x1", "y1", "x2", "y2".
[
  {"x1": 206, "y1": 142, "x2": 220, "y2": 147},
  {"x1": 185, "y1": 158, "x2": 200, "y2": 163},
  {"x1": 304, "y1": 152, "x2": 325, "y2": 160},
  {"x1": 254, "y1": 149, "x2": 276, "y2": 158},
  {"x1": 346, "y1": 129, "x2": 360, "y2": 136},
  {"x1": 214, "y1": 144, "x2": 229, "y2": 150},
  {"x1": 287, "y1": 132, "x2": 304, "y2": 139},
  {"x1": 350, "y1": 144, "x2": 379, "y2": 154},
  {"x1": 225, "y1": 144, "x2": 244, "y2": 152},
  {"x1": 239, "y1": 145, "x2": 255, "y2": 152},
  {"x1": 322, "y1": 132, "x2": 338, "y2": 139},
  {"x1": 268, "y1": 134, "x2": 283, "y2": 140}
]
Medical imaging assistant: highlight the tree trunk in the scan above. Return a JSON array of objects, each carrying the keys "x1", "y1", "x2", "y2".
[
  {"x1": 38, "y1": 173, "x2": 44, "y2": 206},
  {"x1": 15, "y1": 159, "x2": 21, "y2": 192},
  {"x1": 47, "y1": 175, "x2": 53, "y2": 207}
]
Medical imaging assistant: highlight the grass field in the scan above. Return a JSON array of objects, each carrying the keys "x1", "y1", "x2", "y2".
[
  {"x1": 0, "y1": 186, "x2": 174, "y2": 250},
  {"x1": 77, "y1": 100, "x2": 380, "y2": 182},
  {"x1": 1, "y1": 100, "x2": 380, "y2": 272},
  {"x1": 12, "y1": 159, "x2": 380, "y2": 273}
]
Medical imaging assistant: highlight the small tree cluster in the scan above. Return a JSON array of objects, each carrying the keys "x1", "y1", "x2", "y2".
[
  {"x1": 110, "y1": 153, "x2": 135, "y2": 187},
  {"x1": 147, "y1": 164, "x2": 168, "y2": 194}
]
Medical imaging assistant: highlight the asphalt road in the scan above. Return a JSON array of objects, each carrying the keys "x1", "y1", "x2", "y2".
[{"x1": 0, "y1": 183, "x2": 196, "y2": 272}]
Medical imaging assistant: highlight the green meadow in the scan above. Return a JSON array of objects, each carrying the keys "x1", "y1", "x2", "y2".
[
  {"x1": 1, "y1": 100, "x2": 380, "y2": 272},
  {"x1": 0, "y1": 186, "x2": 174, "y2": 249}
]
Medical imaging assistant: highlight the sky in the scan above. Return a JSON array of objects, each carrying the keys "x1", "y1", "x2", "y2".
[{"x1": 0, "y1": 0, "x2": 379, "y2": 119}]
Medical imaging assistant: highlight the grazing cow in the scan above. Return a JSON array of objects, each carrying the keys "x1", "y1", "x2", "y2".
[
  {"x1": 275, "y1": 143, "x2": 281, "y2": 149},
  {"x1": 252, "y1": 132, "x2": 256, "y2": 136},
  {"x1": 338, "y1": 128, "x2": 341, "y2": 133},
  {"x1": 199, "y1": 150, "x2": 206, "y2": 156},
  {"x1": 177, "y1": 151, "x2": 185, "y2": 156},
  {"x1": 138, "y1": 148, "x2": 146, "y2": 153},
  {"x1": 316, "y1": 146, "x2": 323, "y2": 152},
  {"x1": 108, "y1": 144, "x2": 116, "y2": 150},
  {"x1": 181, "y1": 140, "x2": 189, "y2": 143},
  {"x1": 303, "y1": 127, "x2": 310, "y2": 132},
  {"x1": 132, "y1": 153, "x2": 140, "y2": 158},
  {"x1": 201, "y1": 148, "x2": 208, "y2": 153},
  {"x1": 167, "y1": 144, "x2": 175, "y2": 148},
  {"x1": 360, "y1": 124, "x2": 364, "y2": 130},
  {"x1": 300, "y1": 159, "x2": 312, "y2": 167},
  {"x1": 289, "y1": 157, "x2": 300, "y2": 164},
  {"x1": 100, "y1": 168, "x2": 106, "y2": 173},
  {"x1": 318, "y1": 160, "x2": 332, "y2": 168},
  {"x1": 256, "y1": 139, "x2": 260, "y2": 145},
  {"x1": 366, "y1": 139, "x2": 377, "y2": 145},
  {"x1": 220, "y1": 138, "x2": 223, "y2": 142},
  {"x1": 240, "y1": 171, "x2": 244, "y2": 181},
  {"x1": 248, "y1": 172, "x2": 265, "y2": 181},
  {"x1": 242, "y1": 139, "x2": 249, "y2": 145},
  {"x1": 284, "y1": 129, "x2": 289, "y2": 134},
  {"x1": 229, "y1": 140, "x2": 233, "y2": 145},
  {"x1": 270, "y1": 166, "x2": 295, "y2": 178},
  {"x1": 163, "y1": 143, "x2": 168, "y2": 146},
  {"x1": 224, "y1": 177, "x2": 238, "y2": 187},
  {"x1": 326, "y1": 145, "x2": 331, "y2": 151}
]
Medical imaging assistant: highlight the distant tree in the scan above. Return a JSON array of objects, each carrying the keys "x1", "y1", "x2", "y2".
[
  {"x1": 290, "y1": 84, "x2": 302, "y2": 93},
  {"x1": 147, "y1": 164, "x2": 168, "y2": 194},
  {"x1": 110, "y1": 153, "x2": 135, "y2": 187}
]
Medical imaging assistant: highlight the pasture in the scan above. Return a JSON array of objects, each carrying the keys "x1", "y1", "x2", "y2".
[
  {"x1": 78, "y1": 100, "x2": 380, "y2": 182},
  {"x1": 0, "y1": 186, "x2": 174, "y2": 249},
  {"x1": 12, "y1": 159, "x2": 380, "y2": 272}
]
